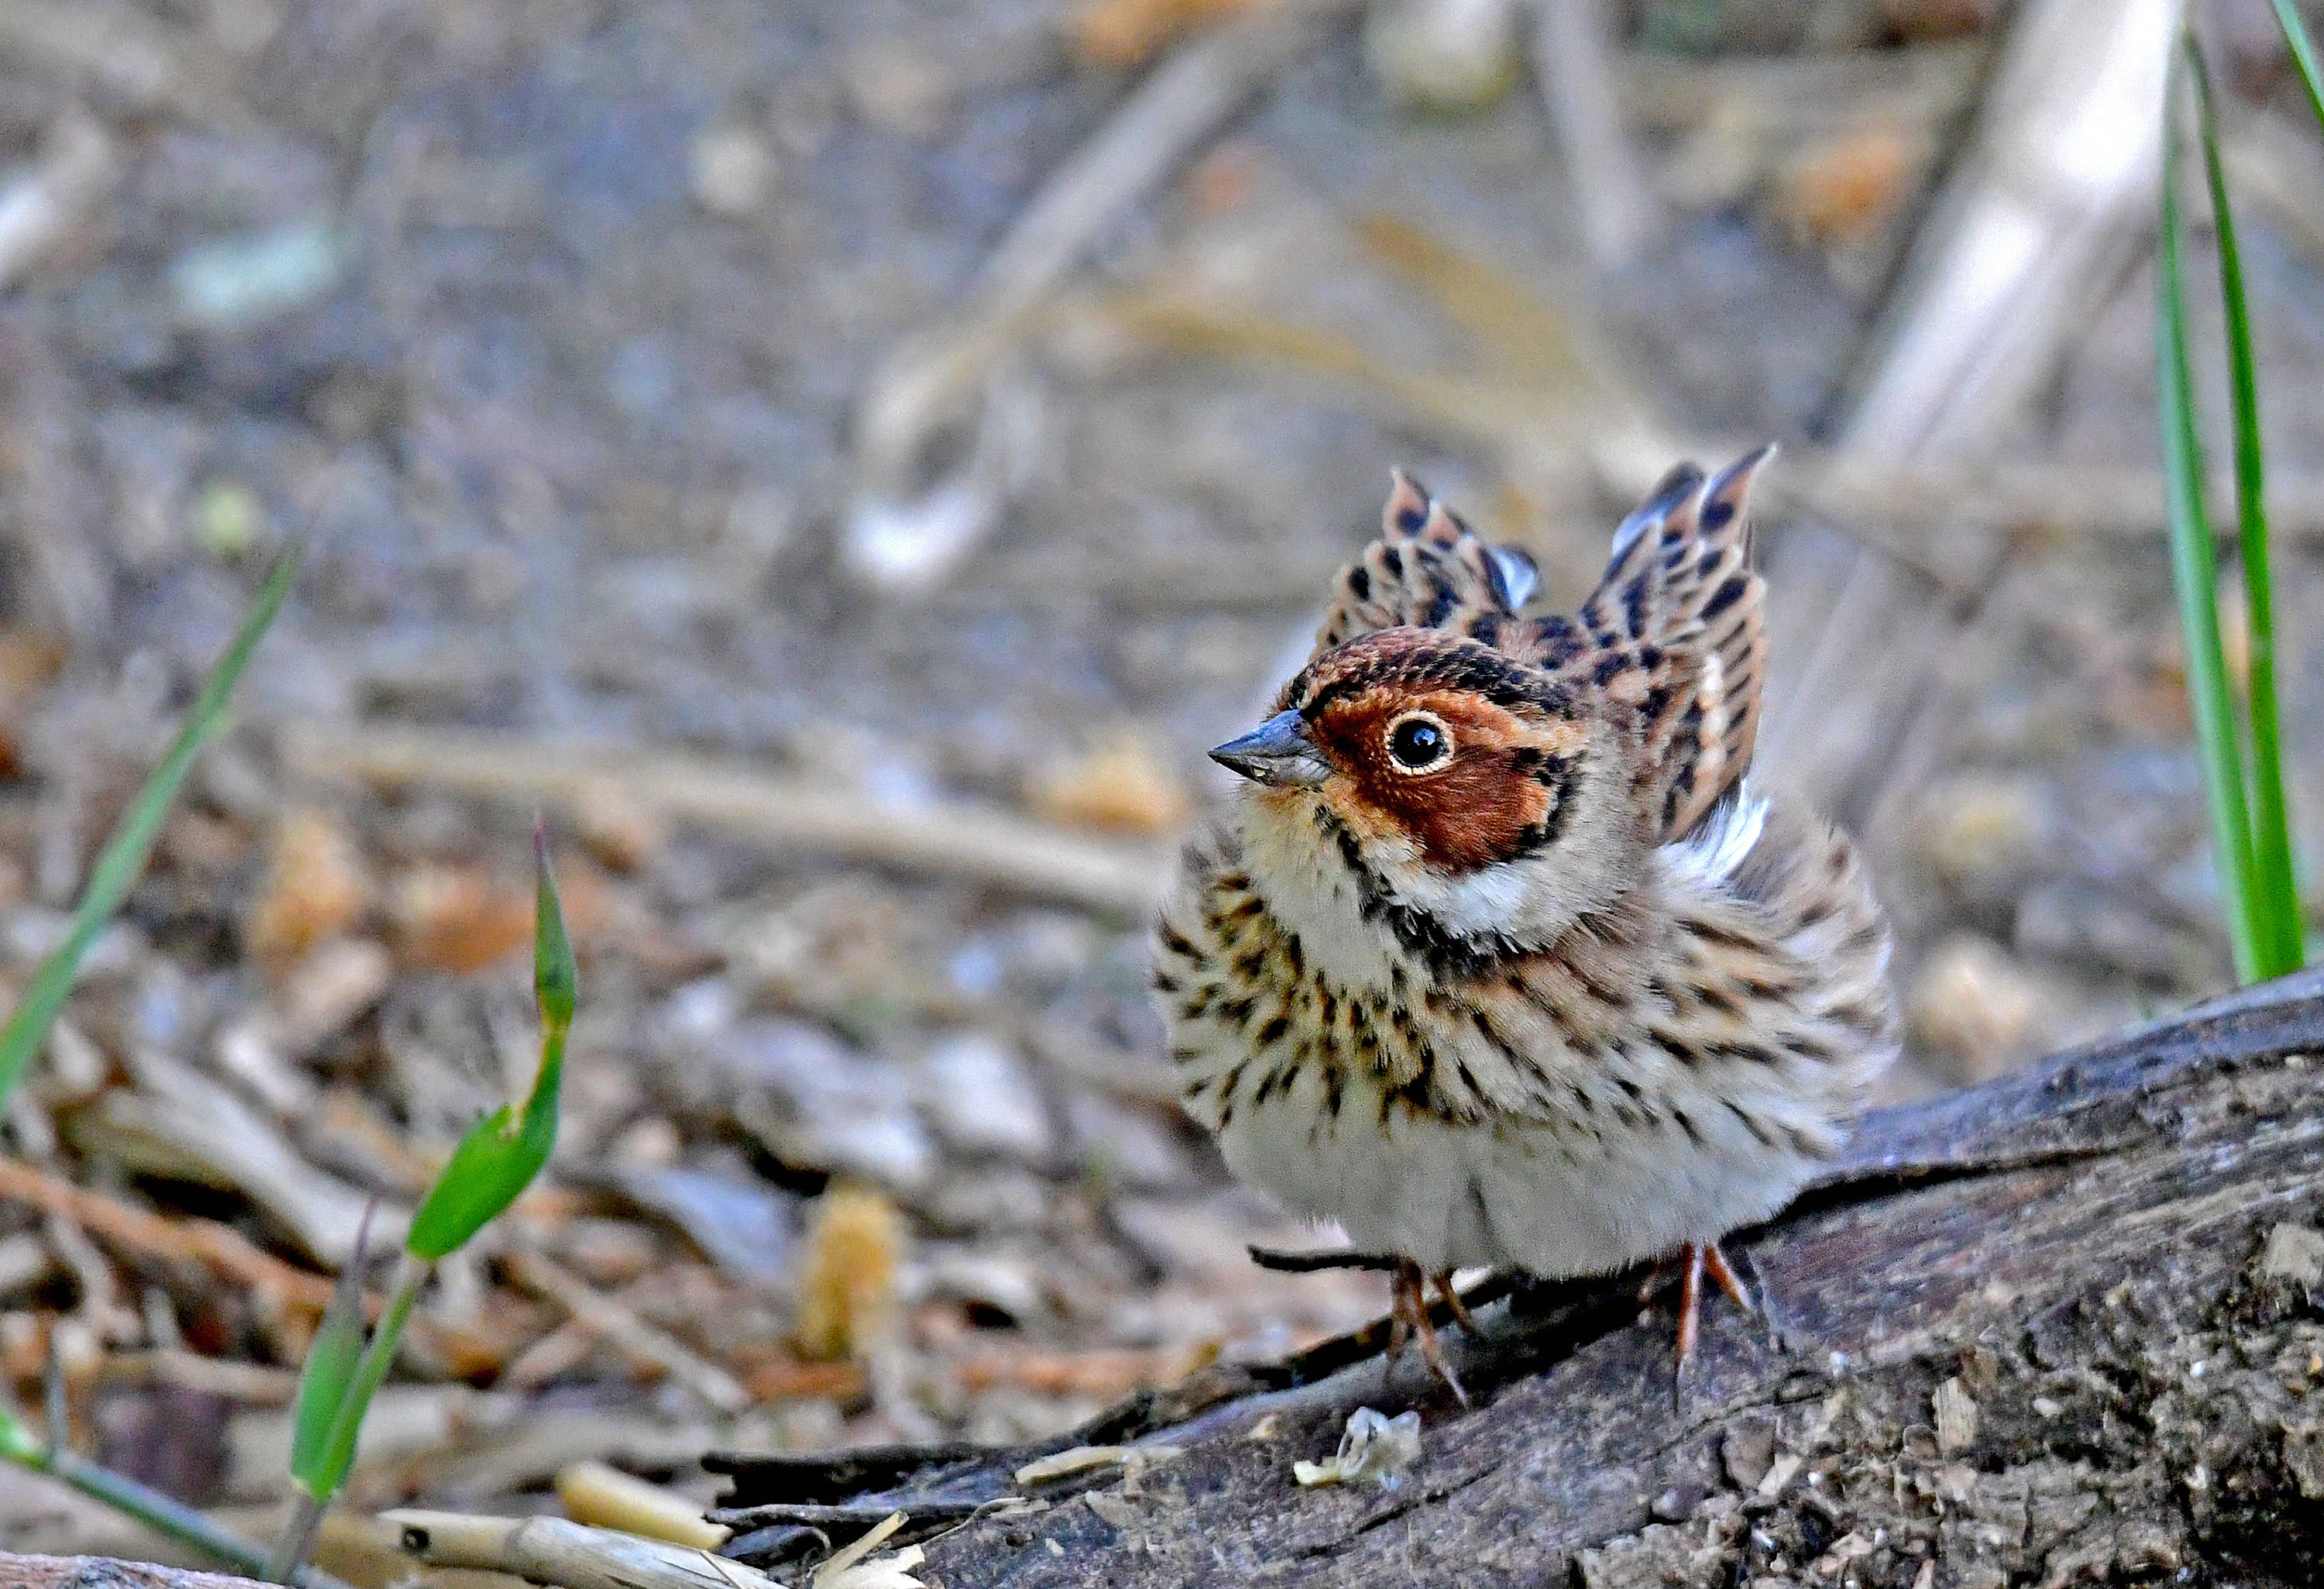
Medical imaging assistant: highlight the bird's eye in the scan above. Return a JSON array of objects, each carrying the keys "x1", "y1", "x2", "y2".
[{"x1": 1385, "y1": 714, "x2": 1452, "y2": 772}]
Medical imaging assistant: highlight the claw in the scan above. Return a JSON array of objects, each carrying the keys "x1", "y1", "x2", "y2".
[
  {"x1": 1638, "y1": 1240, "x2": 1757, "y2": 1399},
  {"x1": 1387, "y1": 1261, "x2": 1469, "y2": 1407}
]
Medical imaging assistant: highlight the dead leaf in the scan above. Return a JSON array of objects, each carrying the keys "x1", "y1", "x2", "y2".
[
  {"x1": 1775, "y1": 122, "x2": 1922, "y2": 248},
  {"x1": 792, "y1": 1185, "x2": 903, "y2": 1363},
  {"x1": 1072, "y1": 0, "x2": 1269, "y2": 69},
  {"x1": 390, "y1": 862, "x2": 531, "y2": 973},
  {"x1": 1027, "y1": 732, "x2": 1189, "y2": 837},
  {"x1": 245, "y1": 807, "x2": 371, "y2": 965}
]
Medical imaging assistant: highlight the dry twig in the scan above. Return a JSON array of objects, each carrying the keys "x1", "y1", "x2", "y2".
[
  {"x1": 503, "y1": 1247, "x2": 754, "y2": 1415},
  {"x1": 856, "y1": 0, "x2": 1359, "y2": 491},
  {"x1": 0, "y1": 1154, "x2": 338, "y2": 1312},
  {"x1": 284, "y1": 726, "x2": 1166, "y2": 917},
  {"x1": 383, "y1": 1510, "x2": 780, "y2": 1589}
]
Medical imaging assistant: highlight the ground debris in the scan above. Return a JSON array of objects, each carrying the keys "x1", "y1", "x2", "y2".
[{"x1": 1291, "y1": 1407, "x2": 1421, "y2": 1490}]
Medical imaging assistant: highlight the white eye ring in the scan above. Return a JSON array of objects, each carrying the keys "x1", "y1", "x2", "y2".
[{"x1": 1384, "y1": 711, "x2": 1454, "y2": 772}]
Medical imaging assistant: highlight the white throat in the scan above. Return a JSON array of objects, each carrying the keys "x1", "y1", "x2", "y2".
[{"x1": 1236, "y1": 796, "x2": 1408, "y2": 994}]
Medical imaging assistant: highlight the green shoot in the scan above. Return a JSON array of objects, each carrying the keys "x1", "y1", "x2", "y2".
[
  {"x1": 0, "y1": 548, "x2": 298, "y2": 1103},
  {"x1": 270, "y1": 824, "x2": 576, "y2": 1583},
  {"x1": 2156, "y1": 33, "x2": 2305, "y2": 985},
  {"x1": 404, "y1": 825, "x2": 571, "y2": 1260},
  {"x1": 286, "y1": 1206, "x2": 373, "y2": 1495},
  {"x1": 2158, "y1": 41, "x2": 2259, "y2": 982},
  {"x1": 2271, "y1": 0, "x2": 2324, "y2": 135},
  {"x1": 2188, "y1": 41, "x2": 2302, "y2": 976},
  {"x1": 0, "y1": 1404, "x2": 353, "y2": 1589},
  {"x1": 0, "y1": 552, "x2": 328, "y2": 1578}
]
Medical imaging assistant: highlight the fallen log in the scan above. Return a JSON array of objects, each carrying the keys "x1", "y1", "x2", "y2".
[
  {"x1": 709, "y1": 968, "x2": 2324, "y2": 1588},
  {"x1": 7, "y1": 973, "x2": 2317, "y2": 1589}
]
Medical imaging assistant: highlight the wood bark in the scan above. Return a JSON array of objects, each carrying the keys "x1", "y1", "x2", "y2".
[
  {"x1": 710, "y1": 969, "x2": 2324, "y2": 1588},
  {"x1": 10, "y1": 974, "x2": 2321, "y2": 1589},
  {"x1": 0, "y1": 1557, "x2": 284, "y2": 1589}
]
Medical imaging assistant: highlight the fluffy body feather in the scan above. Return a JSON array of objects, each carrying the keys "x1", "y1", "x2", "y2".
[{"x1": 1155, "y1": 456, "x2": 1896, "y2": 1297}]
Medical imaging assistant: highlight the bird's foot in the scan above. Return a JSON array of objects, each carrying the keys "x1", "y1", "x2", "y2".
[
  {"x1": 1433, "y1": 1268, "x2": 1481, "y2": 1338},
  {"x1": 1386, "y1": 1259, "x2": 1470, "y2": 1407},
  {"x1": 1638, "y1": 1241, "x2": 1755, "y2": 1401}
]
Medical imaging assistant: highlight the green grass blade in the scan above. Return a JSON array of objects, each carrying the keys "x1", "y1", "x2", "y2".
[
  {"x1": 2188, "y1": 38, "x2": 2304, "y2": 979},
  {"x1": 404, "y1": 828, "x2": 571, "y2": 1261},
  {"x1": 532, "y1": 820, "x2": 576, "y2": 1030},
  {"x1": 307, "y1": 1262, "x2": 421, "y2": 1501},
  {"x1": 0, "y1": 548, "x2": 299, "y2": 1102},
  {"x1": 2271, "y1": 0, "x2": 2324, "y2": 136},
  {"x1": 2158, "y1": 47, "x2": 2263, "y2": 985},
  {"x1": 287, "y1": 1204, "x2": 373, "y2": 1493}
]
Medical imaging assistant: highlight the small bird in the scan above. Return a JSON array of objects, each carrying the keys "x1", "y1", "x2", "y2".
[{"x1": 1153, "y1": 452, "x2": 1897, "y2": 1402}]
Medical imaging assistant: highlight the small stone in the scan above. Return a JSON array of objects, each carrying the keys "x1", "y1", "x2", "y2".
[
  {"x1": 1919, "y1": 772, "x2": 2051, "y2": 903},
  {"x1": 556, "y1": 1218, "x2": 660, "y2": 1288},
  {"x1": 1083, "y1": 1490, "x2": 1144, "y2": 1529},
  {"x1": 1906, "y1": 934, "x2": 2048, "y2": 1083},
  {"x1": 1067, "y1": 1091, "x2": 1193, "y2": 1191},
  {"x1": 917, "y1": 1034, "x2": 1054, "y2": 1165},
  {"x1": 1650, "y1": 1484, "x2": 1704, "y2": 1521},
  {"x1": 1933, "y1": 1376, "x2": 1979, "y2": 1456},
  {"x1": 273, "y1": 936, "x2": 393, "y2": 1056},
  {"x1": 1755, "y1": 1451, "x2": 1801, "y2": 1498},
  {"x1": 697, "y1": 1019, "x2": 938, "y2": 1192},
  {"x1": 1363, "y1": 0, "x2": 1521, "y2": 114},
  {"x1": 844, "y1": 41, "x2": 952, "y2": 137},
  {"x1": 919, "y1": 1168, "x2": 1054, "y2": 1234},
  {"x1": 2283, "y1": 1423, "x2": 2324, "y2": 1500},
  {"x1": 2260, "y1": 1223, "x2": 2324, "y2": 1288},
  {"x1": 1722, "y1": 1415, "x2": 1777, "y2": 1489},
  {"x1": 611, "y1": 1115, "x2": 682, "y2": 1169},
  {"x1": 689, "y1": 126, "x2": 776, "y2": 216},
  {"x1": 916, "y1": 1247, "x2": 1045, "y2": 1326},
  {"x1": 572, "y1": 778, "x2": 664, "y2": 872},
  {"x1": 170, "y1": 217, "x2": 346, "y2": 332},
  {"x1": 618, "y1": 1163, "x2": 795, "y2": 1287}
]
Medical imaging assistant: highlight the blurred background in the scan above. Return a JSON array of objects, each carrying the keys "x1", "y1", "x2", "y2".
[{"x1": 0, "y1": 0, "x2": 2316, "y2": 1567}]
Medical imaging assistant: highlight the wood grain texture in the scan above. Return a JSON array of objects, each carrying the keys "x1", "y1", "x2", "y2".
[
  {"x1": 0, "y1": 1557, "x2": 277, "y2": 1589},
  {"x1": 715, "y1": 969, "x2": 2324, "y2": 1588}
]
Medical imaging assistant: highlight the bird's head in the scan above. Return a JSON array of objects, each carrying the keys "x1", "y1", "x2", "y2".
[{"x1": 1212, "y1": 628, "x2": 1648, "y2": 943}]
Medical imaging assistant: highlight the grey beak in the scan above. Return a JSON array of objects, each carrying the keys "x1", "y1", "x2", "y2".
[{"x1": 1210, "y1": 710, "x2": 1329, "y2": 787}]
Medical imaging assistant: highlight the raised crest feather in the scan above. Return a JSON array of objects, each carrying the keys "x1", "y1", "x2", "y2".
[
  {"x1": 1312, "y1": 470, "x2": 1545, "y2": 654},
  {"x1": 1308, "y1": 449, "x2": 1775, "y2": 842}
]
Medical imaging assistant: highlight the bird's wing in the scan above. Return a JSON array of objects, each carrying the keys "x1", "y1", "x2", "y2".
[
  {"x1": 1312, "y1": 471, "x2": 1542, "y2": 655},
  {"x1": 1524, "y1": 448, "x2": 1772, "y2": 842}
]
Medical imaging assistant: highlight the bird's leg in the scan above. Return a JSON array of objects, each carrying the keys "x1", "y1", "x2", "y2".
[
  {"x1": 1648, "y1": 1241, "x2": 1756, "y2": 1388},
  {"x1": 1673, "y1": 1243, "x2": 1706, "y2": 1368},
  {"x1": 1701, "y1": 1241, "x2": 1755, "y2": 1314},
  {"x1": 1388, "y1": 1260, "x2": 1469, "y2": 1407},
  {"x1": 1432, "y1": 1269, "x2": 1480, "y2": 1337}
]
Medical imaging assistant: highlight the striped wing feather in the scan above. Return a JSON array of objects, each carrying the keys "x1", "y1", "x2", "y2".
[{"x1": 1528, "y1": 448, "x2": 1772, "y2": 842}]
